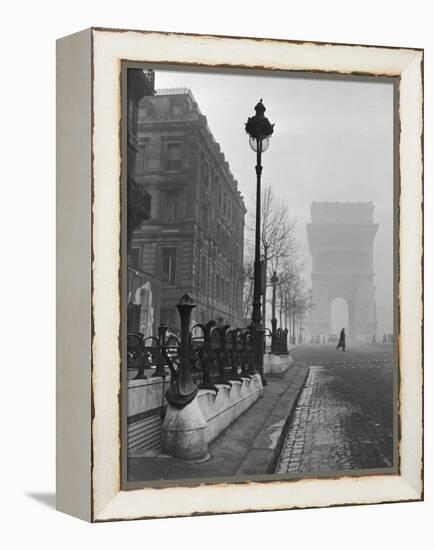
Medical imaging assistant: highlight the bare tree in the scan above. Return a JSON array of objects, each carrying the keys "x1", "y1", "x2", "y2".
[
  {"x1": 246, "y1": 184, "x2": 298, "y2": 324},
  {"x1": 277, "y1": 263, "x2": 314, "y2": 344},
  {"x1": 258, "y1": 228, "x2": 315, "y2": 344}
]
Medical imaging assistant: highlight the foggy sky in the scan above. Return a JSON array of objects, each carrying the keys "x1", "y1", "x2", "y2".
[{"x1": 154, "y1": 68, "x2": 394, "y2": 318}]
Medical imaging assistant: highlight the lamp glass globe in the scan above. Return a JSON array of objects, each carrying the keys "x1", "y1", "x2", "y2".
[{"x1": 249, "y1": 136, "x2": 270, "y2": 153}]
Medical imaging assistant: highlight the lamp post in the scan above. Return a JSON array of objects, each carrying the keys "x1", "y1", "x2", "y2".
[
  {"x1": 245, "y1": 99, "x2": 274, "y2": 385},
  {"x1": 270, "y1": 270, "x2": 279, "y2": 354}
]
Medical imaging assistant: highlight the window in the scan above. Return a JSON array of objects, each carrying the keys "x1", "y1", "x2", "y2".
[
  {"x1": 130, "y1": 247, "x2": 141, "y2": 269},
  {"x1": 138, "y1": 100, "x2": 154, "y2": 122},
  {"x1": 171, "y1": 104, "x2": 184, "y2": 116},
  {"x1": 138, "y1": 106, "x2": 148, "y2": 122},
  {"x1": 162, "y1": 190, "x2": 180, "y2": 222},
  {"x1": 166, "y1": 143, "x2": 182, "y2": 170},
  {"x1": 136, "y1": 144, "x2": 146, "y2": 172},
  {"x1": 201, "y1": 256, "x2": 207, "y2": 291},
  {"x1": 162, "y1": 247, "x2": 177, "y2": 285}
]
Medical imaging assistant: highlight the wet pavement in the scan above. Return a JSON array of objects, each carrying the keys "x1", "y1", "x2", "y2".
[
  {"x1": 276, "y1": 342, "x2": 395, "y2": 475},
  {"x1": 128, "y1": 364, "x2": 308, "y2": 482}
]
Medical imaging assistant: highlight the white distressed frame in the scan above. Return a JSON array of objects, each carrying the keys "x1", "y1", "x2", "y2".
[{"x1": 58, "y1": 28, "x2": 423, "y2": 522}]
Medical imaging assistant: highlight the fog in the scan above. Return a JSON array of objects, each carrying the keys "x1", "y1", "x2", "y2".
[{"x1": 153, "y1": 67, "x2": 394, "y2": 332}]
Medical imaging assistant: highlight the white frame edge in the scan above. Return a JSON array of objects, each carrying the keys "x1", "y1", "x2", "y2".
[
  {"x1": 56, "y1": 28, "x2": 93, "y2": 522},
  {"x1": 89, "y1": 29, "x2": 423, "y2": 522}
]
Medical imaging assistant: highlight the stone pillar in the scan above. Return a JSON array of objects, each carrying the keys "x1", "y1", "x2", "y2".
[
  {"x1": 309, "y1": 278, "x2": 331, "y2": 337},
  {"x1": 162, "y1": 293, "x2": 208, "y2": 461},
  {"x1": 162, "y1": 399, "x2": 208, "y2": 460}
]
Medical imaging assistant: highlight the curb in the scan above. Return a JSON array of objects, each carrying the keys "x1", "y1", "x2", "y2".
[
  {"x1": 268, "y1": 367, "x2": 309, "y2": 473},
  {"x1": 235, "y1": 365, "x2": 310, "y2": 476}
]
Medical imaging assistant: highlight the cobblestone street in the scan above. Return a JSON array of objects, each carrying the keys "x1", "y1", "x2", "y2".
[{"x1": 276, "y1": 342, "x2": 395, "y2": 475}]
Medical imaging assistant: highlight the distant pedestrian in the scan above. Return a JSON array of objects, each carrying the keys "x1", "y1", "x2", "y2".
[
  {"x1": 383, "y1": 333, "x2": 387, "y2": 343},
  {"x1": 336, "y1": 328, "x2": 346, "y2": 351},
  {"x1": 372, "y1": 334, "x2": 376, "y2": 343}
]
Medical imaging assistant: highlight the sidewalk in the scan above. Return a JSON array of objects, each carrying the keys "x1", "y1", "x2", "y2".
[{"x1": 128, "y1": 363, "x2": 309, "y2": 482}]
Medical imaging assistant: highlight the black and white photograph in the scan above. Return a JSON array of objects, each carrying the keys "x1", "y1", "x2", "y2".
[
  {"x1": 124, "y1": 65, "x2": 397, "y2": 484},
  {"x1": 2, "y1": 0, "x2": 430, "y2": 538}
]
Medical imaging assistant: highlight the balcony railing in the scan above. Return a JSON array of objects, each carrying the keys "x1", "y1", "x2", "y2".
[{"x1": 128, "y1": 178, "x2": 151, "y2": 220}]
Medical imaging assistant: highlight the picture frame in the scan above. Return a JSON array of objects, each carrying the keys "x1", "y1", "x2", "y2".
[{"x1": 56, "y1": 27, "x2": 423, "y2": 522}]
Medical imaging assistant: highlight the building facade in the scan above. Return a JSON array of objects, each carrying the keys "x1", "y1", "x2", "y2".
[
  {"x1": 130, "y1": 87, "x2": 246, "y2": 335},
  {"x1": 127, "y1": 69, "x2": 155, "y2": 247},
  {"x1": 126, "y1": 69, "x2": 159, "y2": 336}
]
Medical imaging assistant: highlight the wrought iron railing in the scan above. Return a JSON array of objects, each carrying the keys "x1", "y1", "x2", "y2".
[
  {"x1": 275, "y1": 327, "x2": 289, "y2": 355},
  {"x1": 127, "y1": 294, "x2": 257, "y2": 408},
  {"x1": 265, "y1": 326, "x2": 289, "y2": 356}
]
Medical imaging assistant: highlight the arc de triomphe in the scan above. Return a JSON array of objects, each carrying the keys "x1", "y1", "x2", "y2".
[{"x1": 307, "y1": 202, "x2": 378, "y2": 340}]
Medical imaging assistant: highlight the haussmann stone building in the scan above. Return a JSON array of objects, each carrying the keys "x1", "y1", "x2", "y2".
[{"x1": 129, "y1": 86, "x2": 246, "y2": 336}]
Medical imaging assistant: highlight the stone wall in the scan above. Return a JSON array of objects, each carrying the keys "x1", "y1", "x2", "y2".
[
  {"x1": 127, "y1": 377, "x2": 170, "y2": 453},
  {"x1": 198, "y1": 375, "x2": 263, "y2": 443},
  {"x1": 128, "y1": 374, "x2": 263, "y2": 459}
]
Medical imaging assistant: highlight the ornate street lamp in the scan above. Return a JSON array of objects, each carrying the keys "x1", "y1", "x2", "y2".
[
  {"x1": 245, "y1": 99, "x2": 274, "y2": 384},
  {"x1": 270, "y1": 270, "x2": 279, "y2": 354}
]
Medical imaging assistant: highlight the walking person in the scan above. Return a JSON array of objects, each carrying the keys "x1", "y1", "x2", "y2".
[{"x1": 336, "y1": 328, "x2": 346, "y2": 351}]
